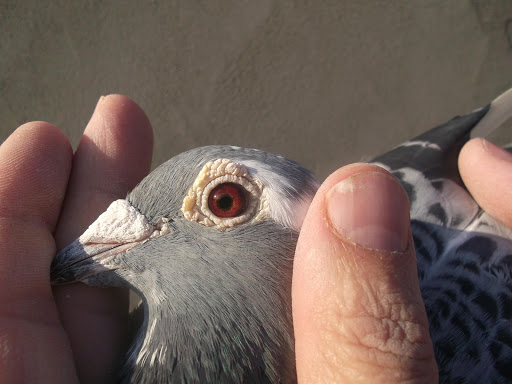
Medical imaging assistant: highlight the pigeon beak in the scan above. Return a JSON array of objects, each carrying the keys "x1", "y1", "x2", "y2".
[{"x1": 51, "y1": 199, "x2": 171, "y2": 285}]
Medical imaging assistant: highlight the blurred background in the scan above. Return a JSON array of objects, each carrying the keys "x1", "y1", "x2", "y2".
[{"x1": 1, "y1": 1, "x2": 511, "y2": 180}]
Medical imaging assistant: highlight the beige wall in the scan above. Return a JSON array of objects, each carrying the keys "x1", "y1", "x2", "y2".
[{"x1": 1, "y1": 1, "x2": 511, "y2": 179}]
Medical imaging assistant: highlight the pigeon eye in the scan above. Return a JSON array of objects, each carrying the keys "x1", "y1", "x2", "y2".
[
  {"x1": 208, "y1": 183, "x2": 248, "y2": 218},
  {"x1": 182, "y1": 158, "x2": 263, "y2": 229}
]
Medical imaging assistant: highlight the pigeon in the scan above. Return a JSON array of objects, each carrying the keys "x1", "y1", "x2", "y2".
[{"x1": 52, "y1": 87, "x2": 512, "y2": 383}]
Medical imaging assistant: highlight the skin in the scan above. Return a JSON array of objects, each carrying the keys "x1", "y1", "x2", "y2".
[{"x1": 0, "y1": 95, "x2": 509, "y2": 383}]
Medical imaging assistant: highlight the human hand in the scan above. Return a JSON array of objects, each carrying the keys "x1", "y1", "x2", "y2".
[
  {"x1": 0, "y1": 95, "x2": 153, "y2": 383},
  {"x1": 459, "y1": 138, "x2": 512, "y2": 228},
  {"x1": 2, "y1": 94, "x2": 509, "y2": 384},
  {"x1": 292, "y1": 137, "x2": 512, "y2": 383}
]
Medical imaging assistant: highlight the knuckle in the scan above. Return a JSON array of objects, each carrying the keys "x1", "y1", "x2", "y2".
[{"x1": 313, "y1": 286, "x2": 437, "y2": 382}]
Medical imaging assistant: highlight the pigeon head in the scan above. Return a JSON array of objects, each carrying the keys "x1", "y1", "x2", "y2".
[{"x1": 51, "y1": 145, "x2": 320, "y2": 383}]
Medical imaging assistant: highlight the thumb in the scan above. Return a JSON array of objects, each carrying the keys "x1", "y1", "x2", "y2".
[{"x1": 292, "y1": 164, "x2": 438, "y2": 383}]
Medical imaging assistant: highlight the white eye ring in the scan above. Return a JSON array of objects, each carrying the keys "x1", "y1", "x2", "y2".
[{"x1": 182, "y1": 159, "x2": 263, "y2": 229}]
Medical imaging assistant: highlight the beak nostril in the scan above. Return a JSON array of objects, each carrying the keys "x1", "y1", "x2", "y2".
[{"x1": 50, "y1": 200, "x2": 168, "y2": 286}]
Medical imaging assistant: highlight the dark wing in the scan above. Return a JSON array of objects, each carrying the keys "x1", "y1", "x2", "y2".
[{"x1": 371, "y1": 96, "x2": 512, "y2": 383}]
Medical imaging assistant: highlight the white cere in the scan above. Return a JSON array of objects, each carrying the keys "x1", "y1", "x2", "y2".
[{"x1": 79, "y1": 199, "x2": 171, "y2": 245}]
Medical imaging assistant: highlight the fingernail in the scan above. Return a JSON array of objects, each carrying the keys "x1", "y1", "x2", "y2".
[
  {"x1": 326, "y1": 171, "x2": 410, "y2": 252},
  {"x1": 481, "y1": 138, "x2": 512, "y2": 162},
  {"x1": 93, "y1": 96, "x2": 106, "y2": 112}
]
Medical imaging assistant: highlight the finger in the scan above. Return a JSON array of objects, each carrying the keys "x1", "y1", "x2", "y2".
[
  {"x1": 293, "y1": 164, "x2": 438, "y2": 383},
  {"x1": 459, "y1": 138, "x2": 512, "y2": 228},
  {"x1": 0, "y1": 123, "x2": 78, "y2": 382},
  {"x1": 53, "y1": 95, "x2": 153, "y2": 384}
]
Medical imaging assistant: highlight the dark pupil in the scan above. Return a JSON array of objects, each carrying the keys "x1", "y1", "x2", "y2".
[{"x1": 217, "y1": 194, "x2": 233, "y2": 211}]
